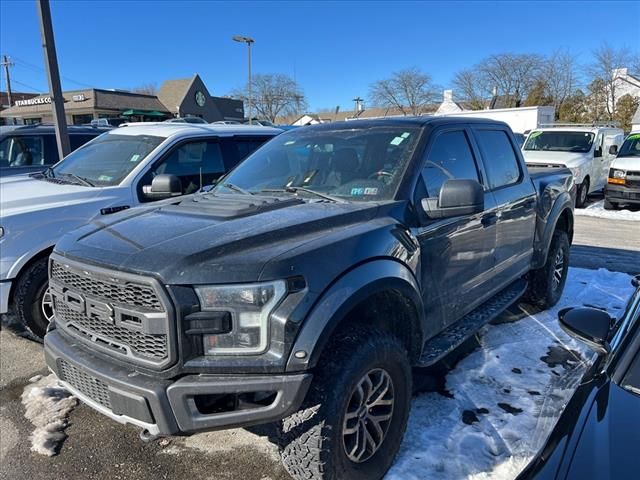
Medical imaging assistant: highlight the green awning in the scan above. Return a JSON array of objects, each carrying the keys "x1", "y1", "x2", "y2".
[{"x1": 122, "y1": 109, "x2": 166, "y2": 117}]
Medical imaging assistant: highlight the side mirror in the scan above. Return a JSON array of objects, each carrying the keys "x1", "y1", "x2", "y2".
[
  {"x1": 421, "y1": 179, "x2": 484, "y2": 220},
  {"x1": 608, "y1": 145, "x2": 618, "y2": 155},
  {"x1": 558, "y1": 307, "x2": 614, "y2": 355},
  {"x1": 142, "y1": 174, "x2": 182, "y2": 200},
  {"x1": 594, "y1": 146, "x2": 603, "y2": 158}
]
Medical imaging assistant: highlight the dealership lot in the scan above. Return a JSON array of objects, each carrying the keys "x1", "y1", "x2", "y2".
[{"x1": 1, "y1": 210, "x2": 637, "y2": 480}]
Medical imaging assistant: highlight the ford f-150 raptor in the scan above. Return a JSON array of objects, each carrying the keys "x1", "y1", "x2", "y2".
[{"x1": 44, "y1": 117, "x2": 575, "y2": 480}]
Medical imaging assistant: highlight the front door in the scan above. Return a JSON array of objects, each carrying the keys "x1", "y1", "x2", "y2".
[{"x1": 413, "y1": 127, "x2": 498, "y2": 337}]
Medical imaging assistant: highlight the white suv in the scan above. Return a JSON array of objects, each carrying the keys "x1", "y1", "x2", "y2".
[
  {"x1": 0, "y1": 122, "x2": 280, "y2": 336},
  {"x1": 522, "y1": 125, "x2": 624, "y2": 207}
]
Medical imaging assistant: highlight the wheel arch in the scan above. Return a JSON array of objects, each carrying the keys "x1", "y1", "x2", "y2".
[
  {"x1": 9, "y1": 246, "x2": 55, "y2": 304},
  {"x1": 286, "y1": 259, "x2": 424, "y2": 372},
  {"x1": 533, "y1": 198, "x2": 574, "y2": 269}
]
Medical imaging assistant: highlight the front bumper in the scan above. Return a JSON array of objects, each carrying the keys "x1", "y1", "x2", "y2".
[
  {"x1": 45, "y1": 329, "x2": 312, "y2": 436},
  {"x1": 0, "y1": 280, "x2": 11, "y2": 314},
  {"x1": 605, "y1": 184, "x2": 640, "y2": 205}
]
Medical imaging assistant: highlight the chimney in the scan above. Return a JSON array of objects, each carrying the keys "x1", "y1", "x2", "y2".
[
  {"x1": 443, "y1": 89, "x2": 453, "y2": 103},
  {"x1": 612, "y1": 67, "x2": 628, "y2": 79}
]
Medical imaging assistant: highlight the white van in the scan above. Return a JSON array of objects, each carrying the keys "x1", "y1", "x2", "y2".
[
  {"x1": 522, "y1": 124, "x2": 624, "y2": 207},
  {"x1": 605, "y1": 131, "x2": 640, "y2": 210}
]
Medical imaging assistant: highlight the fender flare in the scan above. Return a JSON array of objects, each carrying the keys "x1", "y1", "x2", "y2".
[
  {"x1": 285, "y1": 259, "x2": 424, "y2": 372},
  {"x1": 533, "y1": 193, "x2": 574, "y2": 269}
]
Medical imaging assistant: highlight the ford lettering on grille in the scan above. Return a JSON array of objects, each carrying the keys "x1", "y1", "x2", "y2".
[{"x1": 49, "y1": 256, "x2": 173, "y2": 368}]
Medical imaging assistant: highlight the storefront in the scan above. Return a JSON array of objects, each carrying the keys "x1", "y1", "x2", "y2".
[{"x1": 0, "y1": 74, "x2": 244, "y2": 125}]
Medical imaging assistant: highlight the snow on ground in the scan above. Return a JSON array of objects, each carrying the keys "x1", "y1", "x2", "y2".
[
  {"x1": 21, "y1": 374, "x2": 77, "y2": 456},
  {"x1": 575, "y1": 199, "x2": 640, "y2": 221},
  {"x1": 387, "y1": 267, "x2": 634, "y2": 480}
]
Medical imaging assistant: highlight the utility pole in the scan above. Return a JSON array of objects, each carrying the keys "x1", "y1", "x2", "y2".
[
  {"x1": 1, "y1": 55, "x2": 16, "y2": 125},
  {"x1": 36, "y1": 0, "x2": 70, "y2": 158}
]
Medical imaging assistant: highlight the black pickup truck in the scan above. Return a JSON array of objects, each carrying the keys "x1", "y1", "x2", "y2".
[{"x1": 44, "y1": 117, "x2": 575, "y2": 480}]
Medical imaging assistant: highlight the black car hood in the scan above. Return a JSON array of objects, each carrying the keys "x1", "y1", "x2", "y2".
[{"x1": 55, "y1": 193, "x2": 385, "y2": 285}]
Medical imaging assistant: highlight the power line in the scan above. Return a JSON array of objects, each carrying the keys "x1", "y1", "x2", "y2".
[
  {"x1": 10, "y1": 78, "x2": 45, "y2": 94},
  {"x1": 9, "y1": 54, "x2": 95, "y2": 89}
]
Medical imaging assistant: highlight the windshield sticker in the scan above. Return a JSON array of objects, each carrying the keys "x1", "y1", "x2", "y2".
[
  {"x1": 390, "y1": 136, "x2": 405, "y2": 146},
  {"x1": 284, "y1": 140, "x2": 295, "y2": 145},
  {"x1": 351, "y1": 187, "x2": 378, "y2": 196},
  {"x1": 401, "y1": 132, "x2": 411, "y2": 138},
  {"x1": 98, "y1": 175, "x2": 112, "y2": 181},
  {"x1": 529, "y1": 131, "x2": 543, "y2": 138},
  {"x1": 130, "y1": 154, "x2": 140, "y2": 162}
]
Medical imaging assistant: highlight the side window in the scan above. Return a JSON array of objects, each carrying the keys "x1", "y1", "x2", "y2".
[
  {"x1": 235, "y1": 137, "x2": 270, "y2": 163},
  {"x1": 475, "y1": 130, "x2": 521, "y2": 189},
  {"x1": 4, "y1": 136, "x2": 45, "y2": 167},
  {"x1": 140, "y1": 140, "x2": 225, "y2": 200},
  {"x1": 423, "y1": 130, "x2": 480, "y2": 197}
]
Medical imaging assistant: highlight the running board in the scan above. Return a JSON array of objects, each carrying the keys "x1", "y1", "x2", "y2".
[{"x1": 417, "y1": 279, "x2": 527, "y2": 367}]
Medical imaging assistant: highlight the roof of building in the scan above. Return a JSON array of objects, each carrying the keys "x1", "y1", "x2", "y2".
[
  {"x1": 157, "y1": 75, "x2": 198, "y2": 112},
  {"x1": 111, "y1": 122, "x2": 282, "y2": 139}
]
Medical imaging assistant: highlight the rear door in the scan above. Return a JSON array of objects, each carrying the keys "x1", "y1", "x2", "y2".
[
  {"x1": 414, "y1": 126, "x2": 498, "y2": 334},
  {"x1": 471, "y1": 126, "x2": 537, "y2": 290}
]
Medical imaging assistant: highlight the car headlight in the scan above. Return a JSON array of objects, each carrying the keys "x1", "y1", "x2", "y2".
[
  {"x1": 610, "y1": 169, "x2": 626, "y2": 179},
  {"x1": 194, "y1": 280, "x2": 286, "y2": 355}
]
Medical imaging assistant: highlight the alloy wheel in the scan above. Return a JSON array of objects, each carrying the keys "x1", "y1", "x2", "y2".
[
  {"x1": 552, "y1": 249, "x2": 565, "y2": 291},
  {"x1": 342, "y1": 368, "x2": 395, "y2": 463},
  {"x1": 41, "y1": 287, "x2": 54, "y2": 324}
]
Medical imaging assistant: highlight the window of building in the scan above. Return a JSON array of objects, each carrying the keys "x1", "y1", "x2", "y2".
[
  {"x1": 475, "y1": 130, "x2": 521, "y2": 189},
  {"x1": 422, "y1": 130, "x2": 480, "y2": 197},
  {"x1": 23, "y1": 118, "x2": 41, "y2": 125},
  {"x1": 72, "y1": 114, "x2": 94, "y2": 125}
]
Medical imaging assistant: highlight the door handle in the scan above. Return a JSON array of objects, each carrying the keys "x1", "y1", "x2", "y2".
[
  {"x1": 523, "y1": 198, "x2": 536, "y2": 208},
  {"x1": 481, "y1": 213, "x2": 498, "y2": 227}
]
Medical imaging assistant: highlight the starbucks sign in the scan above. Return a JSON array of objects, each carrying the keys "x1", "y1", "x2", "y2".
[{"x1": 15, "y1": 96, "x2": 52, "y2": 107}]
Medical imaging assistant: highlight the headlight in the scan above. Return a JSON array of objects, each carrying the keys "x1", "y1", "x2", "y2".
[
  {"x1": 195, "y1": 280, "x2": 286, "y2": 355},
  {"x1": 611, "y1": 169, "x2": 626, "y2": 179}
]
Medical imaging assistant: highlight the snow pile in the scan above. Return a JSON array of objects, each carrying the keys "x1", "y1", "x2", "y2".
[
  {"x1": 21, "y1": 374, "x2": 77, "y2": 456},
  {"x1": 575, "y1": 199, "x2": 640, "y2": 221},
  {"x1": 387, "y1": 267, "x2": 633, "y2": 480}
]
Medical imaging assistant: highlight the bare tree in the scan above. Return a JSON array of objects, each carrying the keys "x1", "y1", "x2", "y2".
[
  {"x1": 369, "y1": 67, "x2": 440, "y2": 115},
  {"x1": 587, "y1": 43, "x2": 632, "y2": 119},
  {"x1": 478, "y1": 53, "x2": 544, "y2": 107},
  {"x1": 231, "y1": 73, "x2": 306, "y2": 123},
  {"x1": 543, "y1": 50, "x2": 579, "y2": 117},
  {"x1": 132, "y1": 82, "x2": 158, "y2": 95},
  {"x1": 452, "y1": 69, "x2": 486, "y2": 110}
]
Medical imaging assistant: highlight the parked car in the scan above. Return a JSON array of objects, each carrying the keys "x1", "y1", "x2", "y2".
[
  {"x1": 518, "y1": 275, "x2": 640, "y2": 480},
  {"x1": 211, "y1": 120, "x2": 241, "y2": 125},
  {"x1": 522, "y1": 124, "x2": 624, "y2": 207},
  {"x1": 0, "y1": 123, "x2": 280, "y2": 337},
  {"x1": 164, "y1": 116, "x2": 208, "y2": 124},
  {"x1": 0, "y1": 124, "x2": 110, "y2": 177},
  {"x1": 44, "y1": 117, "x2": 575, "y2": 480},
  {"x1": 90, "y1": 118, "x2": 127, "y2": 127},
  {"x1": 605, "y1": 131, "x2": 640, "y2": 210}
]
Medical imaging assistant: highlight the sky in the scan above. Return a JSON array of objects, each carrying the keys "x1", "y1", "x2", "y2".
[{"x1": 0, "y1": 0, "x2": 639, "y2": 111}]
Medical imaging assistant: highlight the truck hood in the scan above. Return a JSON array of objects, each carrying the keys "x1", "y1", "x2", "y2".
[
  {"x1": 0, "y1": 175, "x2": 118, "y2": 217},
  {"x1": 523, "y1": 150, "x2": 590, "y2": 167},
  {"x1": 55, "y1": 193, "x2": 384, "y2": 285},
  {"x1": 611, "y1": 156, "x2": 640, "y2": 171}
]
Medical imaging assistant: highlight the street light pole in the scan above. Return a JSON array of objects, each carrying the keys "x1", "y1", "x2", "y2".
[{"x1": 232, "y1": 35, "x2": 255, "y2": 125}]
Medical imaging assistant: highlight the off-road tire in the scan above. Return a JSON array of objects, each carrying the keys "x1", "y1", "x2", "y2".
[
  {"x1": 575, "y1": 178, "x2": 589, "y2": 208},
  {"x1": 14, "y1": 257, "x2": 50, "y2": 339},
  {"x1": 525, "y1": 231, "x2": 570, "y2": 309},
  {"x1": 603, "y1": 198, "x2": 618, "y2": 210},
  {"x1": 275, "y1": 327, "x2": 411, "y2": 480}
]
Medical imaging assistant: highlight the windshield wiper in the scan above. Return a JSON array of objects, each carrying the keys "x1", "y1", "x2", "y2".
[
  {"x1": 222, "y1": 183, "x2": 253, "y2": 195},
  {"x1": 60, "y1": 173, "x2": 95, "y2": 187},
  {"x1": 261, "y1": 187, "x2": 345, "y2": 203}
]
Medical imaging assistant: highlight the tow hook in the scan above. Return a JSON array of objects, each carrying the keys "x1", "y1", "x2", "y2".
[{"x1": 139, "y1": 428, "x2": 161, "y2": 443}]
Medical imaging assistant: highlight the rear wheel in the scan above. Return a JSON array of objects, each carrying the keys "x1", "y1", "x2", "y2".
[
  {"x1": 14, "y1": 257, "x2": 52, "y2": 339},
  {"x1": 275, "y1": 327, "x2": 411, "y2": 480},
  {"x1": 575, "y1": 178, "x2": 589, "y2": 208},
  {"x1": 525, "y1": 231, "x2": 570, "y2": 309},
  {"x1": 603, "y1": 198, "x2": 618, "y2": 210}
]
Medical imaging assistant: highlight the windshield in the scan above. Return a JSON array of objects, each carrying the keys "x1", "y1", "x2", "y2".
[
  {"x1": 523, "y1": 131, "x2": 595, "y2": 153},
  {"x1": 52, "y1": 133, "x2": 164, "y2": 186},
  {"x1": 618, "y1": 133, "x2": 640, "y2": 157},
  {"x1": 215, "y1": 125, "x2": 421, "y2": 202}
]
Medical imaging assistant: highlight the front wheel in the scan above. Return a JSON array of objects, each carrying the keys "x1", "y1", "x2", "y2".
[
  {"x1": 575, "y1": 178, "x2": 589, "y2": 208},
  {"x1": 14, "y1": 257, "x2": 53, "y2": 339},
  {"x1": 275, "y1": 327, "x2": 411, "y2": 480},
  {"x1": 525, "y1": 231, "x2": 570, "y2": 309}
]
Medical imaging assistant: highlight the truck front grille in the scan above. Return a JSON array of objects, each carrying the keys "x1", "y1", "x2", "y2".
[
  {"x1": 50, "y1": 256, "x2": 174, "y2": 369},
  {"x1": 59, "y1": 359, "x2": 112, "y2": 409}
]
